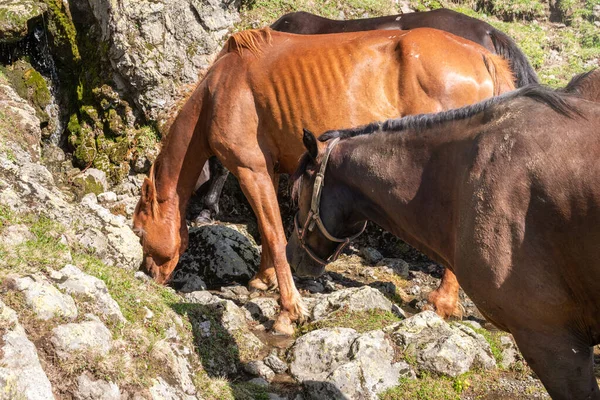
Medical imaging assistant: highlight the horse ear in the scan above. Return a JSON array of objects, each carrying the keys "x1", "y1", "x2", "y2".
[
  {"x1": 303, "y1": 128, "x2": 319, "y2": 160},
  {"x1": 141, "y1": 177, "x2": 156, "y2": 204}
]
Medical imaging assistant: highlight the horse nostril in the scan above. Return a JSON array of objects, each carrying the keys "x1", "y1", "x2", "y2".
[{"x1": 132, "y1": 227, "x2": 143, "y2": 238}]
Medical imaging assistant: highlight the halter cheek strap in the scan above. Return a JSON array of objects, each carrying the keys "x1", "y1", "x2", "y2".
[{"x1": 294, "y1": 138, "x2": 367, "y2": 266}]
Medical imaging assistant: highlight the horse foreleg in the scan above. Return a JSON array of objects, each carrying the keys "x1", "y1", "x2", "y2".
[
  {"x1": 512, "y1": 328, "x2": 599, "y2": 399},
  {"x1": 236, "y1": 167, "x2": 306, "y2": 335},
  {"x1": 426, "y1": 267, "x2": 463, "y2": 319}
]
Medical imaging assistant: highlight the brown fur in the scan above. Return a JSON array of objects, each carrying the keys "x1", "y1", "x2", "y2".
[
  {"x1": 288, "y1": 86, "x2": 600, "y2": 399},
  {"x1": 133, "y1": 27, "x2": 515, "y2": 334}
]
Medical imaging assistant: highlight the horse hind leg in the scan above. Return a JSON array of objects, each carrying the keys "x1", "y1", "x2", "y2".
[
  {"x1": 193, "y1": 157, "x2": 230, "y2": 225},
  {"x1": 512, "y1": 328, "x2": 600, "y2": 399},
  {"x1": 426, "y1": 268, "x2": 463, "y2": 319}
]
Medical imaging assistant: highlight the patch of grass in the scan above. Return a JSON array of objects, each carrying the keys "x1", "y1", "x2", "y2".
[
  {"x1": 231, "y1": 381, "x2": 270, "y2": 400},
  {"x1": 238, "y1": 0, "x2": 397, "y2": 29},
  {"x1": 380, "y1": 373, "x2": 462, "y2": 400},
  {"x1": 297, "y1": 308, "x2": 402, "y2": 336}
]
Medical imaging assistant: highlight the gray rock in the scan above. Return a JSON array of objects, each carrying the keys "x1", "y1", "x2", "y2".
[
  {"x1": 244, "y1": 360, "x2": 275, "y2": 382},
  {"x1": 248, "y1": 378, "x2": 269, "y2": 388},
  {"x1": 150, "y1": 341, "x2": 196, "y2": 395},
  {"x1": 387, "y1": 311, "x2": 496, "y2": 377},
  {"x1": 149, "y1": 377, "x2": 195, "y2": 400},
  {"x1": 244, "y1": 297, "x2": 279, "y2": 322},
  {"x1": 290, "y1": 328, "x2": 413, "y2": 399},
  {"x1": 219, "y1": 285, "x2": 251, "y2": 301},
  {"x1": 0, "y1": 300, "x2": 55, "y2": 400},
  {"x1": 8, "y1": 275, "x2": 78, "y2": 321},
  {"x1": 172, "y1": 225, "x2": 259, "y2": 287},
  {"x1": 499, "y1": 335, "x2": 520, "y2": 369},
  {"x1": 0, "y1": 223, "x2": 33, "y2": 247},
  {"x1": 311, "y1": 286, "x2": 394, "y2": 321},
  {"x1": 51, "y1": 319, "x2": 112, "y2": 360},
  {"x1": 74, "y1": 373, "x2": 120, "y2": 400},
  {"x1": 51, "y1": 264, "x2": 126, "y2": 323},
  {"x1": 76, "y1": 228, "x2": 109, "y2": 259},
  {"x1": 97, "y1": 191, "x2": 118, "y2": 203},
  {"x1": 377, "y1": 258, "x2": 410, "y2": 278},
  {"x1": 0, "y1": 82, "x2": 42, "y2": 161},
  {"x1": 182, "y1": 290, "x2": 218, "y2": 305},
  {"x1": 360, "y1": 247, "x2": 383, "y2": 264},
  {"x1": 72, "y1": 168, "x2": 108, "y2": 195},
  {"x1": 84, "y1": 0, "x2": 240, "y2": 121},
  {"x1": 264, "y1": 352, "x2": 288, "y2": 374}
]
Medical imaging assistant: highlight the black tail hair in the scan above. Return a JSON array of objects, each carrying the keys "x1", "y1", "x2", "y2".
[{"x1": 489, "y1": 29, "x2": 539, "y2": 87}]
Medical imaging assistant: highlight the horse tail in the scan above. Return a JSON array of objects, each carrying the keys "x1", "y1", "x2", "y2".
[
  {"x1": 489, "y1": 28, "x2": 539, "y2": 87},
  {"x1": 220, "y1": 27, "x2": 273, "y2": 58},
  {"x1": 483, "y1": 53, "x2": 516, "y2": 96}
]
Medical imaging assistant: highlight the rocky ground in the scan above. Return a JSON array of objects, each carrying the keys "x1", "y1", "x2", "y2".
[{"x1": 1, "y1": 0, "x2": 599, "y2": 399}]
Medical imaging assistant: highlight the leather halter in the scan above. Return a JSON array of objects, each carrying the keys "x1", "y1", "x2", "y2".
[{"x1": 294, "y1": 138, "x2": 367, "y2": 266}]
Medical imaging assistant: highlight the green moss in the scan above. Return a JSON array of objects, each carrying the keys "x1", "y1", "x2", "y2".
[
  {"x1": 0, "y1": 61, "x2": 51, "y2": 123},
  {"x1": 42, "y1": 0, "x2": 80, "y2": 62}
]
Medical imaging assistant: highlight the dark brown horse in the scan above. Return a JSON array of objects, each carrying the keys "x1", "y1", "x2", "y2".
[
  {"x1": 564, "y1": 68, "x2": 600, "y2": 101},
  {"x1": 288, "y1": 86, "x2": 600, "y2": 399},
  {"x1": 195, "y1": 8, "x2": 537, "y2": 223},
  {"x1": 133, "y1": 27, "x2": 515, "y2": 335}
]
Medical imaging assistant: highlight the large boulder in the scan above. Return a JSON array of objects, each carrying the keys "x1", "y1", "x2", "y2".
[
  {"x1": 172, "y1": 224, "x2": 260, "y2": 288},
  {"x1": 386, "y1": 311, "x2": 496, "y2": 377},
  {"x1": 81, "y1": 0, "x2": 240, "y2": 121},
  {"x1": 289, "y1": 328, "x2": 414, "y2": 399},
  {"x1": 7, "y1": 275, "x2": 78, "y2": 321}
]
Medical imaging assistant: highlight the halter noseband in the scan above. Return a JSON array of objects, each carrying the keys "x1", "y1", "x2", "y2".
[{"x1": 294, "y1": 137, "x2": 367, "y2": 266}]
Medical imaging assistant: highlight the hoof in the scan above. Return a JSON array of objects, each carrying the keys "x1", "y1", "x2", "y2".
[
  {"x1": 272, "y1": 313, "x2": 295, "y2": 336},
  {"x1": 192, "y1": 210, "x2": 213, "y2": 226},
  {"x1": 249, "y1": 271, "x2": 278, "y2": 292}
]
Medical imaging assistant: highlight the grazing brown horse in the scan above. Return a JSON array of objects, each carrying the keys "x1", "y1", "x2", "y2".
[
  {"x1": 132, "y1": 27, "x2": 515, "y2": 334},
  {"x1": 196, "y1": 8, "x2": 537, "y2": 223},
  {"x1": 564, "y1": 68, "x2": 600, "y2": 102},
  {"x1": 288, "y1": 86, "x2": 600, "y2": 399}
]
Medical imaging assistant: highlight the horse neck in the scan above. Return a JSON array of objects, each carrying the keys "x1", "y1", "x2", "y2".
[
  {"x1": 154, "y1": 86, "x2": 208, "y2": 213},
  {"x1": 330, "y1": 128, "x2": 471, "y2": 267}
]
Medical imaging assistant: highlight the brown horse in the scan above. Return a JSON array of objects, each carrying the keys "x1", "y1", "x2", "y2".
[
  {"x1": 564, "y1": 68, "x2": 600, "y2": 101},
  {"x1": 132, "y1": 27, "x2": 514, "y2": 334},
  {"x1": 288, "y1": 86, "x2": 600, "y2": 399},
  {"x1": 196, "y1": 8, "x2": 537, "y2": 222}
]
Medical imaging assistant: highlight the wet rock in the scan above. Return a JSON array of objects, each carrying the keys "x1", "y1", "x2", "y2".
[
  {"x1": 360, "y1": 247, "x2": 383, "y2": 264},
  {"x1": 264, "y1": 351, "x2": 288, "y2": 374},
  {"x1": 50, "y1": 264, "x2": 126, "y2": 324},
  {"x1": 172, "y1": 224, "x2": 259, "y2": 287},
  {"x1": 244, "y1": 360, "x2": 275, "y2": 382},
  {"x1": 0, "y1": 0, "x2": 46, "y2": 43},
  {"x1": 74, "y1": 373, "x2": 120, "y2": 400},
  {"x1": 290, "y1": 328, "x2": 414, "y2": 399},
  {"x1": 311, "y1": 286, "x2": 395, "y2": 321},
  {"x1": 244, "y1": 297, "x2": 279, "y2": 322},
  {"x1": 8, "y1": 275, "x2": 78, "y2": 321},
  {"x1": 0, "y1": 81, "x2": 42, "y2": 161},
  {"x1": 72, "y1": 168, "x2": 108, "y2": 196},
  {"x1": 0, "y1": 299, "x2": 55, "y2": 400},
  {"x1": 387, "y1": 311, "x2": 496, "y2": 377},
  {"x1": 51, "y1": 318, "x2": 112, "y2": 360}
]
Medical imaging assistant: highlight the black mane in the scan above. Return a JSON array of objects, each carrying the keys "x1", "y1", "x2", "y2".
[
  {"x1": 319, "y1": 85, "x2": 582, "y2": 142},
  {"x1": 563, "y1": 69, "x2": 598, "y2": 94}
]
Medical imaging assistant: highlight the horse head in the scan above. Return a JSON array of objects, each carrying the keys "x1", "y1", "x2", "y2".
[
  {"x1": 132, "y1": 162, "x2": 188, "y2": 284},
  {"x1": 287, "y1": 129, "x2": 367, "y2": 277}
]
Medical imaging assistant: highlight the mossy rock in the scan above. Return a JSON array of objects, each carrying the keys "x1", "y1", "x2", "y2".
[
  {"x1": 71, "y1": 168, "x2": 108, "y2": 196},
  {"x1": 71, "y1": 125, "x2": 96, "y2": 168},
  {"x1": 0, "y1": 60, "x2": 51, "y2": 124},
  {"x1": 106, "y1": 109, "x2": 125, "y2": 136},
  {"x1": 0, "y1": 0, "x2": 46, "y2": 43}
]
